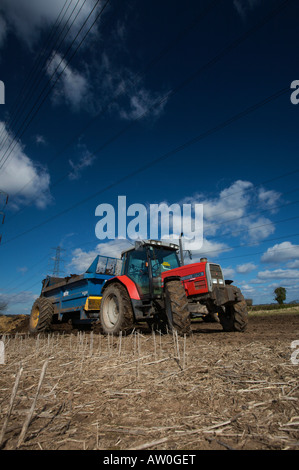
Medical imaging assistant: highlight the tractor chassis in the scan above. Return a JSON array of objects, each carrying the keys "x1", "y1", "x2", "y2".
[{"x1": 130, "y1": 284, "x2": 243, "y2": 321}]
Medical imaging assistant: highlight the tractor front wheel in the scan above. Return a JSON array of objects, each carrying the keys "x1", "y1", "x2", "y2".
[
  {"x1": 218, "y1": 296, "x2": 248, "y2": 332},
  {"x1": 164, "y1": 280, "x2": 192, "y2": 335},
  {"x1": 99, "y1": 283, "x2": 134, "y2": 334},
  {"x1": 29, "y1": 297, "x2": 54, "y2": 334}
]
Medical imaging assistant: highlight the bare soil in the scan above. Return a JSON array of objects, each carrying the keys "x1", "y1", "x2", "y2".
[{"x1": 0, "y1": 310, "x2": 298, "y2": 451}]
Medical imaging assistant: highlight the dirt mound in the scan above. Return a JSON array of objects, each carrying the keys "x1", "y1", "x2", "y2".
[{"x1": 0, "y1": 314, "x2": 29, "y2": 334}]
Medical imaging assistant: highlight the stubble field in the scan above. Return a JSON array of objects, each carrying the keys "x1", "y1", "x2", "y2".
[{"x1": 0, "y1": 309, "x2": 298, "y2": 451}]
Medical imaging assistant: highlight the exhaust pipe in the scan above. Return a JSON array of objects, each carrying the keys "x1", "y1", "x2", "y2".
[{"x1": 179, "y1": 233, "x2": 184, "y2": 266}]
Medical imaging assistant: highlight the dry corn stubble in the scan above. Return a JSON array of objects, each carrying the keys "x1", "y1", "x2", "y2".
[{"x1": 0, "y1": 312, "x2": 298, "y2": 450}]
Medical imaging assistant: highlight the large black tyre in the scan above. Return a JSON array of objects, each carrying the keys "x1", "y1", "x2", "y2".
[
  {"x1": 218, "y1": 296, "x2": 248, "y2": 332},
  {"x1": 164, "y1": 280, "x2": 192, "y2": 336},
  {"x1": 99, "y1": 283, "x2": 134, "y2": 334},
  {"x1": 29, "y1": 297, "x2": 54, "y2": 334}
]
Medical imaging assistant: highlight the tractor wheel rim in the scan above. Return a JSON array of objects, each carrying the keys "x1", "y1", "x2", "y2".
[
  {"x1": 103, "y1": 294, "x2": 119, "y2": 328},
  {"x1": 30, "y1": 306, "x2": 39, "y2": 329}
]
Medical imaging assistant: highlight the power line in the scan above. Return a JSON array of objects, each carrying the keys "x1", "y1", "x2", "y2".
[
  {"x1": 0, "y1": 85, "x2": 291, "y2": 246},
  {"x1": 0, "y1": 0, "x2": 80, "y2": 150},
  {"x1": 193, "y1": 232, "x2": 299, "y2": 258},
  {"x1": 0, "y1": 0, "x2": 95, "y2": 166},
  {"x1": 64, "y1": 210, "x2": 299, "y2": 255},
  {"x1": 4, "y1": 0, "x2": 294, "y2": 221},
  {"x1": 7, "y1": 236, "x2": 299, "y2": 304},
  {"x1": 209, "y1": 214, "x2": 299, "y2": 241},
  {"x1": 0, "y1": 189, "x2": 8, "y2": 244},
  {"x1": 0, "y1": 0, "x2": 73, "y2": 146},
  {"x1": 0, "y1": 0, "x2": 111, "y2": 171},
  {"x1": 4, "y1": 274, "x2": 47, "y2": 302},
  {"x1": 218, "y1": 243, "x2": 299, "y2": 263},
  {"x1": 4, "y1": 210, "x2": 299, "y2": 293},
  {"x1": 6, "y1": 0, "x2": 221, "y2": 204},
  {"x1": 202, "y1": 191, "x2": 299, "y2": 234},
  {"x1": 0, "y1": 0, "x2": 88, "y2": 157},
  {"x1": 1, "y1": 253, "x2": 50, "y2": 293},
  {"x1": 3, "y1": 229, "x2": 299, "y2": 299},
  {"x1": 5, "y1": 193, "x2": 299, "y2": 294},
  {"x1": 5, "y1": 0, "x2": 293, "y2": 198},
  {"x1": 1, "y1": 2, "x2": 297, "y2": 302}
]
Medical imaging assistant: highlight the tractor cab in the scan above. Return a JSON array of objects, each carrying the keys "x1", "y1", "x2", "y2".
[{"x1": 121, "y1": 240, "x2": 181, "y2": 298}]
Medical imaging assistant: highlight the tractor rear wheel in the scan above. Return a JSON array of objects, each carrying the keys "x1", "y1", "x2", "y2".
[
  {"x1": 29, "y1": 297, "x2": 54, "y2": 334},
  {"x1": 165, "y1": 280, "x2": 191, "y2": 335},
  {"x1": 218, "y1": 297, "x2": 248, "y2": 332},
  {"x1": 99, "y1": 283, "x2": 134, "y2": 334}
]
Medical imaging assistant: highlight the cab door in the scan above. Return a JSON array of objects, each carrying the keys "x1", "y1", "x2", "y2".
[{"x1": 123, "y1": 249, "x2": 151, "y2": 298}]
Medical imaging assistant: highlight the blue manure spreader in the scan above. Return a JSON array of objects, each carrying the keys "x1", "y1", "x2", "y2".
[
  {"x1": 29, "y1": 254, "x2": 122, "y2": 333},
  {"x1": 29, "y1": 240, "x2": 248, "y2": 335}
]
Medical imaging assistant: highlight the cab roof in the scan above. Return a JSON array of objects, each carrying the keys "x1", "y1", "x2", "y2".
[{"x1": 121, "y1": 239, "x2": 179, "y2": 257}]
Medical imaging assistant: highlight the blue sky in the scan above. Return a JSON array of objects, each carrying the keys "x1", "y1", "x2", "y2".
[{"x1": 0, "y1": 0, "x2": 299, "y2": 314}]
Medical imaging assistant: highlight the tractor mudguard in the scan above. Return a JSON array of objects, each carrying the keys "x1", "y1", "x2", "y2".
[{"x1": 102, "y1": 275, "x2": 141, "y2": 300}]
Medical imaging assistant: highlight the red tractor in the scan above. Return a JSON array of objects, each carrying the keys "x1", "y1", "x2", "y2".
[{"x1": 96, "y1": 239, "x2": 248, "y2": 335}]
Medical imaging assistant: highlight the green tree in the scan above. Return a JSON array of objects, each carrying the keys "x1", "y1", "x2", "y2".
[{"x1": 274, "y1": 287, "x2": 286, "y2": 305}]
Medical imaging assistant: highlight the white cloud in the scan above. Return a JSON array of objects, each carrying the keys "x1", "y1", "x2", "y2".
[
  {"x1": 236, "y1": 262, "x2": 257, "y2": 274},
  {"x1": 0, "y1": 290, "x2": 37, "y2": 305},
  {"x1": 238, "y1": 282, "x2": 255, "y2": 294},
  {"x1": 222, "y1": 267, "x2": 235, "y2": 278},
  {"x1": 69, "y1": 143, "x2": 96, "y2": 180},
  {"x1": 17, "y1": 267, "x2": 28, "y2": 274},
  {"x1": 35, "y1": 134, "x2": 47, "y2": 146},
  {"x1": 248, "y1": 278, "x2": 266, "y2": 284},
  {"x1": 136, "y1": 180, "x2": 282, "y2": 263},
  {"x1": 69, "y1": 179, "x2": 285, "y2": 277},
  {"x1": 0, "y1": 122, "x2": 52, "y2": 209},
  {"x1": 97, "y1": 52, "x2": 169, "y2": 121},
  {"x1": 183, "y1": 180, "x2": 279, "y2": 243},
  {"x1": 261, "y1": 241, "x2": 299, "y2": 264},
  {"x1": 46, "y1": 51, "x2": 90, "y2": 111},
  {"x1": 69, "y1": 239, "x2": 132, "y2": 273},
  {"x1": 59, "y1": 232, "x2": 75, "y2": 248},
  {"x1": 245, "y1": 216, "x2": 275, "y2": 242},
  {"x1": 267, "y1": 280, "x2": 296, "y2": 289},
  {"x1": 97, "y1": 239, "x2": 132, "y2": 258},
  {"x1": 287, "y1": 260, "x2": 299, "y2": 269},
  {"x1": 258, "y1": 187, "x2": 281, "y2": 212},
  {"x1": 257, "y1": 269, "x2": 299, "y2": 280},
  {"x1": 69, "y1": 247, "x2": 99, "y2": 273},
  {"x1": 0, "y1": 1, "x2": 168, "y2": 120},
  {"x1": 0, "y1": 0, "x2": 104, "y2": 50},
  {"x1": 203, "y1": 180, "x2": 253, "y2": 235},
  {"x1": 45, "y1": 48, "x2": 169, "y2": 119},
  {"x1": 119, "y1": 88, "x2": 168, "y2": 121},
  {"x1": 186, "y1": 237, "x2": 231, "y2": 260},
  {"x1": 233, "y1": 0, "x2": 261, "y2": 19}
]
